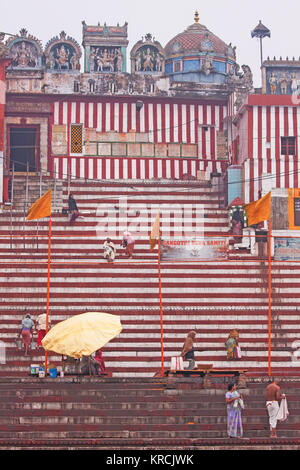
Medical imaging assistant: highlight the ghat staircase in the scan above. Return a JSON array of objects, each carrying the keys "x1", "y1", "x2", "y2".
[
  {"x1": 0, "y1": 177, "x2": 299, "y2": 377},
  {"x1": 0, "y1": 376, "x2": 299, "y2": 449}
]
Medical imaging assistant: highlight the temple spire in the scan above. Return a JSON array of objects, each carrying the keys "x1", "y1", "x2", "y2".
[{"x1": 194, "y1": 10, "x2": 199, "y2": 23}]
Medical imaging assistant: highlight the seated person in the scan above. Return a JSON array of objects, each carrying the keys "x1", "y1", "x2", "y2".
[
  {"x1": 103, "y1": 238, "x2": 116, "y2": 262},
  {"x1": 81, "y1": 355, "x2": 100, "y2": 376}
]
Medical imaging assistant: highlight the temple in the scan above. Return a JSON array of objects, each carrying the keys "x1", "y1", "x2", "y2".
[
  {"x1": 1, "y1": 15, "x2": 300, "y2": 445},
  {"x1": 0, "y1": 13, "x2": 256, "y2": 204}
]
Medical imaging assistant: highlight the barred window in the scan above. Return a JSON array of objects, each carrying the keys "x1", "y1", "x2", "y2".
[
  {"x1": 70, "y1": 124, "x2": 83, "y2": 154},
  {"x1": 281, "y1": 136, "x2": 296, "y2": 155}
]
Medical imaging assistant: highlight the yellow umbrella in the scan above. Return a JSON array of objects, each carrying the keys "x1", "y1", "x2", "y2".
[{"x1": 42, "y1": 312, "x2": 122, "y2": 358}]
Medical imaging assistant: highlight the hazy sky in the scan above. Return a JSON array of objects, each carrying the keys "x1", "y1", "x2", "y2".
[{"x1": 1, "y1": 0, "x2": 299, "y2": 87}]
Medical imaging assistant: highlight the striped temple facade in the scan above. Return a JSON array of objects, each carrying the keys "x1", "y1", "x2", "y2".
[
  {"x1": 49, "y1": 97, "x2": 229, "y2": 181},
  {"x1": 234, "y1": 95, "x2": 300, "y2": 204}
]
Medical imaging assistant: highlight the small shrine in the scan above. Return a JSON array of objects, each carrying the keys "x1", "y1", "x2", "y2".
[
  {"x1": 6, "y1": 29, "x2": 43, "y2": 69},
  {"x1": 130, "y1": 34, "x2": 165, "y2": 74},
  {"x1": 44, "y1": 31, "x2": 81, "y2": 72},
  {"x1": 82, "y1": 21, "x2": 128, "y2": 73}
]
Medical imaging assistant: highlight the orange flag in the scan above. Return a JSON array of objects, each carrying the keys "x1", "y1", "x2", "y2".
[
  {"x1": 244, "y1": 192, "x2": 271, "y2": 226},
  {"x1": 150, "y1": 210, "x2": 160, "y2": 251},
  {"x1": 26, "y1": 189, "x2": 52, "y2": 221}
]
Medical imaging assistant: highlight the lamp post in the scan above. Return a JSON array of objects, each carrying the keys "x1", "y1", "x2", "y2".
[{"x1": 251, "y1": 20, "x2": 271, "y2": 67}]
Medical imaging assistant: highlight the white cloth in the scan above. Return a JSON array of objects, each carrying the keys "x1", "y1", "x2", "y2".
[
  {"x1": 266, "y1": 401, "x2": 280, "y2": 430},
  {"x1": 36, "y1": 314, "x2": 47, "y2": 331},
  {"x1": 170, "y1": 356, "x2": 184, "y2": 371},
  {"x1": 277, "y1": 398, "x2": 289, "y2": 422},
  {"x1": 103, "y1": 242, "x2": 116, "y2": 260}
]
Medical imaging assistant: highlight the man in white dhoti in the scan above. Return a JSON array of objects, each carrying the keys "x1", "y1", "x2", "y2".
[{"x1": 266, "y1": 379, "x2": 286, "y2": 438}]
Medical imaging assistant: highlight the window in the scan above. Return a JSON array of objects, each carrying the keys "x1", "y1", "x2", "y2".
[
  {"x1": 281, "y1": 136, "x2": 296, "y2": 155},
  {"x1": 173, "y1": 61, "x2": 182, "y2": 73},
  {"x1": 70, "y1": 124, "x2": 83, "y2": 154}
]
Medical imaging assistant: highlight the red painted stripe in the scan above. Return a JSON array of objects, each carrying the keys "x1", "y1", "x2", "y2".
[
  {"x1": 127, "y1": 158, "x2": 132, "y2": 180},
  {"x1": 257, "y1": 106, "x2": 263, "y2": 193},
  {"x1": 144, "y1": 103, "x2": 149, "y2": 134},
  {"x1": 169, "y1": 103, "x2": 174, "y2": 142},
  {"x1": 84, "y1": 157, "x2": 89, "y2": 179},
  {"x1": 110, "y1": 102, "x2": 114, "y2": 131},
  {"x1": 275, "y1": 107, "x2": 280, "y2": 188},
  {"x1": 128, "y1": 103, "x2": 132, "y2": 132},
  {"x1": 93, "y1": 102, "x2": 97, "y2": 129},
  {"x1": 84, "y1": 102, "x2": 89, "y2": 129},
  {"x1": 110, "y1": 158, "x2": 114, "y2": 179},
  {"x1": 144, "y1": 158, "x2": 149, "y2": 179},
  {"x1": 266, "y1": 106, "x2": 271, "y2": 173},
  {"x1": 210, "y1": 105, "x2": 215, "y2": 159},
  {"x1": 58, "y1": 102, "x2": 63, "y2": 125},
  {"x1": 219, "y1": 106, "x2": 224, "y2": 131},
  {"x1": 161, "y1": 103, "x2": 166, "y2": 143},
  {"x1": 194, "y1": 105, "x2": 199, "y2": 146},
  {"x1": 293, "y1": 107, "x2": 298, "y2": 188},
  {"x1": 186, "y1": 105, "x2": 191, "y2": 144},
  {"x1": 153, "y1": 103, "x2": 158, "y2": 143},
  {"x1": 76, "y1": 102, "x2": 81, "y2": 124},
  {"x1": 162, "y1": 159, "x2": 167, "y2": 178},
  {"x1": 284, "y1": 107, "x2": 289, "y2": 188},
  {"x1": 119, "y1": 102, "x2": 123, "y2": 134},
  {"x1": 135, "y1": 104, "x2": 140, "y2": 134},
  {"x1": 92, "y1": 158, "x2": 97, "y2": 179},
  {"x1": 102, "y1": 102, "x2": 106, "y2": 133},
  {"x1": 76, "y1": 157, "x2": 80, "y2": 179},
  {"x1": 248, "y1": 107, "x2": 253, "y2": 158},
  {"x1": 178, "y1": 104, "x2": 182, "y2": 143},
  {"x1": 202, "y1": 105, "x2": 207, "y2": 159}
]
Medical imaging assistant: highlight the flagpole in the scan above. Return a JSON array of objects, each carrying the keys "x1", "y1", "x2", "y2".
[
  {"x1": 45, "y1": 215, "x2": 52, "y2": 375},
  {"x1": 158, "y1": 230, "x2": 164, "y2": 377},
  {"x1": 268, "y1": 217, "x2": 272, "y2": 377}
]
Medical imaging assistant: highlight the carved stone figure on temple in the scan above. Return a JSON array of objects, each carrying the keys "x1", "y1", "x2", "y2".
[
  {"x1": 269, "y1": 72, "x2": 277, "y2": 94},
  {"x1": 56, "y1": 44, "x2": 69, "y2": 70},
  {"x1": 142, "y1": 48, "x2": 154, "y2": 71},
  {"x1": 201, "y1": 52, "x2": 214, "y2": 76},
  {"x1": 280, "y1": 73, "x2": 289, "y2": 95}
]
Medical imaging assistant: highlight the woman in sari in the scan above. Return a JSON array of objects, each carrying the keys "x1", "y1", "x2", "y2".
[
  {"x1": 225, "y1": 383, "x2": 244, "y2": 438},
  {"x1": 226, "y1": 329, "x2": 240, "y2": 360}
]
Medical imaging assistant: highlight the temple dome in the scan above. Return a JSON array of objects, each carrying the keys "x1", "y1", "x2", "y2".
[{"x1": 165, "y1": 16, "x2": 229, "y2": 58}]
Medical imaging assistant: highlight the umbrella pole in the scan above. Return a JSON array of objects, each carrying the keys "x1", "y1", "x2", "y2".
[{"x1": 44, "y1": 216, "x2": 52, "y2": 376}]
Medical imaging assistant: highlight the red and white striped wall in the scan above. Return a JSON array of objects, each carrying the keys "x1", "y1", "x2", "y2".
[
  {"x1": 50, "y1": 155, "x2": 228, "y2": 181},
  {"x1": 52, "y1": 99, "x2": 227, "y2": 148},
  {"x1": 236, "y1": 96, "x2": 300, "y2": 203},
  {"x1": 50, "y1": 98, "x2": 229, "y2": 181}
]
